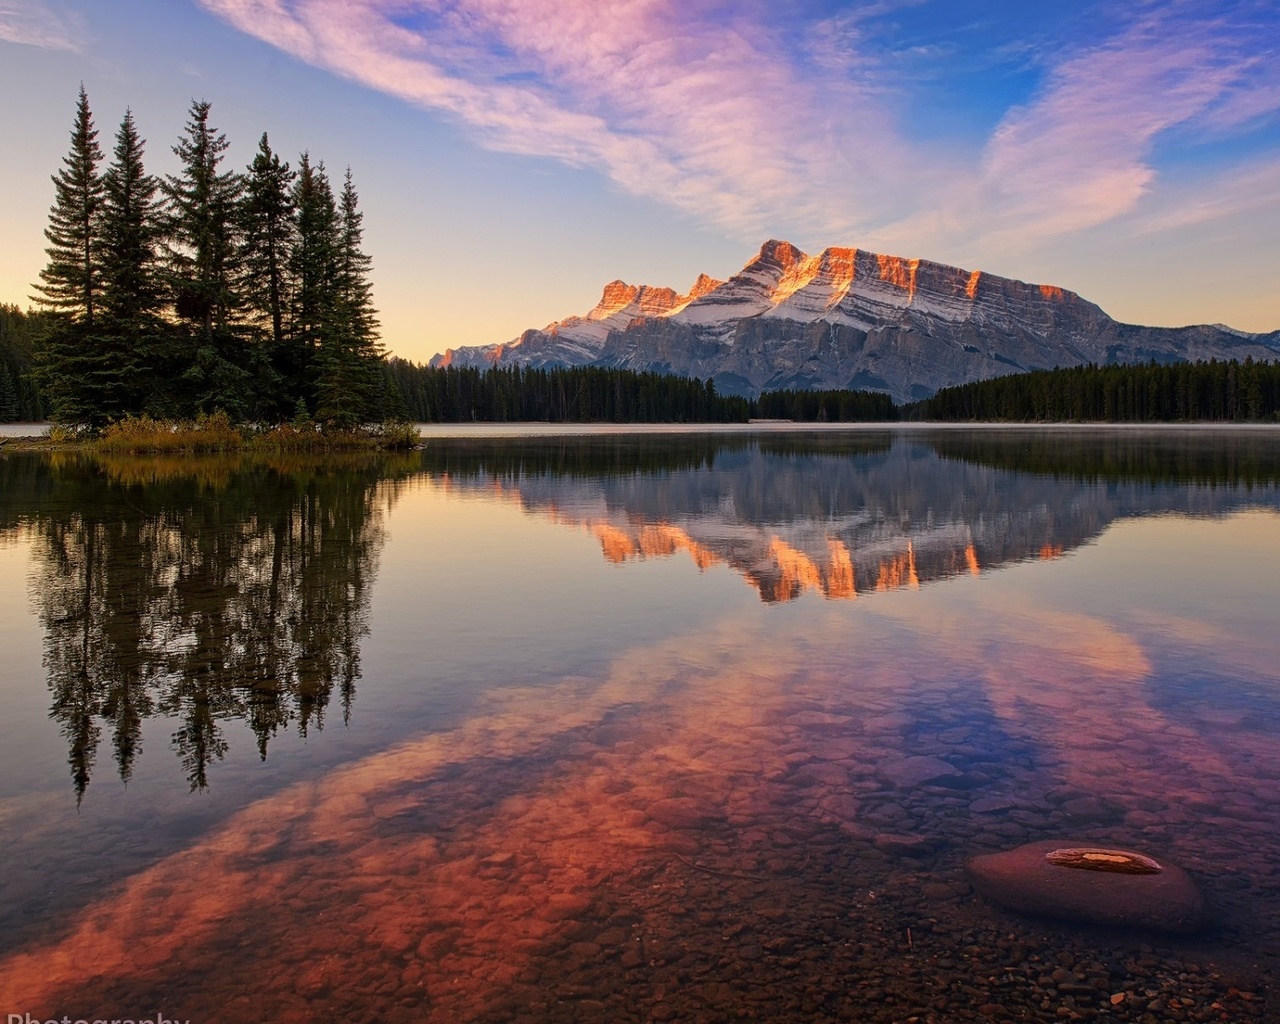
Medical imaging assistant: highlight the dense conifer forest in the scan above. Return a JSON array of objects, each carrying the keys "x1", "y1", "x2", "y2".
[
  {"x1": 907, "y1": 359, "x2": 1280, "y2": 422},
  {"x1": 26, "y1": 88, "x2": 384, "y2": 427},
  {"x1": 0, "y1": 305, "x2": 51, "y2": 421},
  {"x1": 379, "y1": 362, "x2": 900, "y2": 423},
  {"x1": 382, "y1": 361, "x2": 745, "y2": 423}
]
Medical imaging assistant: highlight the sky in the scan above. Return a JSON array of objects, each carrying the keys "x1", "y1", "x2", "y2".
[{"x1": 1, "y1": 0, "x2": 1278, "y2": 364}]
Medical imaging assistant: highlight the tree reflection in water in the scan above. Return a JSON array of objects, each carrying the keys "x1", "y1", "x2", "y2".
[
  {"x1": 8, "y1": 428, "x2": 1280, "y2": 799},
  {"x1": 5, "y1": 452, "x2": 417, "y2": 797}
]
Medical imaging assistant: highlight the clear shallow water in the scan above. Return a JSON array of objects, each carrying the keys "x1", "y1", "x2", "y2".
[{"x1": 0, "y1": 428, "x2": 1278, "y2": 1023}]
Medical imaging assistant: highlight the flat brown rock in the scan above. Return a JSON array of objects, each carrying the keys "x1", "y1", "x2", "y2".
[{"x1": 966, "y1": 839, "x2": 1210, "y2": 935}]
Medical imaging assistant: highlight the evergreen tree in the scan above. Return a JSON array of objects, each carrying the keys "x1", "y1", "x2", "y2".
[
  {"x1": 34, "y1": 85, "x2": 104, "y2": 323},
  {"x1": 241, "y1": 133, "x2": 295, "y2": 348},
  {"x1": 98, "y1": 110, "x2": 167, "y2": 417},
  {"x1": 286, "y1": 153, "x2": 339, "y2": 413},
  {"x1": 163, "y1": 99, "x2": 251, "y2": 415},
  {"x1": 337, "y1": 168, "x2": 379, "y2": 349},
  {"x1": 315, "y1": 167, "x2": 383, "y2": 427},
  {"x1": 33, "y1": 87, "x2": 106, "y2": 423}
]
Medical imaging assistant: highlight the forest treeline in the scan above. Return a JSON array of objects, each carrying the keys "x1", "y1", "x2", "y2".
[
  {"x1": 908, "y1": 359, "x2": 1280, "y2": 422},
  {"x1": 381, "y1": 361, "x2": 899, "y2": 423},
  {"x1": 10, "y1": 336, "x2": 1280, "y2": 426},
  {"x1": 0, "y1": 304, "x2": 49, "y2": 421},
  {"x1": 28, "y1": 87, "x2": 383, "y2": 427}
]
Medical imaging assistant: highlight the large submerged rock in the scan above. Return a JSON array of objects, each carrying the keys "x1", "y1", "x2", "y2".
[{"x1": 966, "y1": 840, "x2": 1209, "y2": 935}]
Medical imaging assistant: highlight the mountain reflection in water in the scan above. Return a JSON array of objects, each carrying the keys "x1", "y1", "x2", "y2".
[
  {"x1": 422, "y1": 430, "x2": 1280, "y2": 603},
  {"x1": 2, "y1": 433, "x2": 1279, "y2": 797},
  {"x1": 1, "y1": 429, "x2": 1279, "y2": 1023}
]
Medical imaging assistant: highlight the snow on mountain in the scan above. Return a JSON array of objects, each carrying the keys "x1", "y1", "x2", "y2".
[
  {"x1": 434, "y1": 274, "x2": 725, "y2": 368},
  {"x1": 430, "y1": 240, "x2": 1280, "y2": 402}
]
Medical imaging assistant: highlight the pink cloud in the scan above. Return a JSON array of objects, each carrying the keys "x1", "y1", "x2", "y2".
[
  {"x1": 197, "y1": 0, "x2": 921, "y2": 239},
  {"x1": 199, "y1": 0, "x2": 1280, "y2": 255},
  {"x1": 873, "y1": 5, "x2": 1280, "y2": 265},
  {"x1": 0, "y1": 0, "x2": 82, "y2": 50},
  {"x1": 980, "y1": 13, "x2": 1267, "y2": 236}
]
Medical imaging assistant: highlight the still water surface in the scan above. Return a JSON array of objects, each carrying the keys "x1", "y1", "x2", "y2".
[{"x1": 0, "y1": 427, "x2": 1278, "y2": 1023}]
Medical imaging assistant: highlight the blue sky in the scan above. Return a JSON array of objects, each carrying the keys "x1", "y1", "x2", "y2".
[{"x1": 2, "y1": 0, "x2": 1278, "y2": 363}]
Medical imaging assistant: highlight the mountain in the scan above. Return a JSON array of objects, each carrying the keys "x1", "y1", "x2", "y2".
[{"x1": 430, "y1": 240, "x2": 1280, "y2": 402}]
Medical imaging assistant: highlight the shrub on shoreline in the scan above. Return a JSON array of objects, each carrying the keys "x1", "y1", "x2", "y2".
[
  {"x1": 93, "y1": 412, "x2": 244, "y2": 453},
  {"x1": 81, "y1": 413, "x2": 420, "y2": 454}
]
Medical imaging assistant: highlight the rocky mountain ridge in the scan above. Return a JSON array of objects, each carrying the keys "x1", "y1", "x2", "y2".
[{"x1": 432, "y1": 240, "x2": 1280, "y2": 402}]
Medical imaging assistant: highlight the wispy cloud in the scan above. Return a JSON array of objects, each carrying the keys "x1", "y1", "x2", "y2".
[
  {"x1": 1130, "y1": 158, "x2": 1280, "y2": 236},
  {"x1": 198, "y1": 0, "x2": 925, "y2": 239},
  {"x1": 0, "y1": 0, "x2": 82, "y2": 50},
  {"x1": 871, "y1": 2, "x2": 1280, "y2": 263},
  {"x1": 975, "y1": 6, "x2": 1279, "y2": 241},
  {"x1": 199, "y1": 0, "x2": 1280, "y2": 253}
]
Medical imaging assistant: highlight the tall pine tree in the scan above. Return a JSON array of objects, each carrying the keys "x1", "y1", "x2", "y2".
[
  {"x1": 163, "y1": 99, "x2": 252, "y2": 416},
  {"x1": 314, "y1": 167, "x2": 383, "y2": 427},
  {"x1": 286, "y1": 153, "x2": 339, "y2": 415},
  {"x1": 337, "y1": 167, "x2": 379, "y2": 353},
  {"x1": 98, "y1": 110, "x2": 167, "y2": 417},
  {"x1": 242, "y1": 133, "x2": 295, "y2": 350},
  {"x1": 34, "y1": 85, "x2": 104, "y2": 323},
  {"x1": 241, "y1": 133, "x2": 295, "y2": 419},
  {"x1": 33, "y1": 86, "x2": 106, "y2": 423}
]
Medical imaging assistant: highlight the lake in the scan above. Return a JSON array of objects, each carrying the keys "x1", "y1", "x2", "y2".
[{"x1": 0, "y1": 425, "x2": 1278, "y2": 1023}]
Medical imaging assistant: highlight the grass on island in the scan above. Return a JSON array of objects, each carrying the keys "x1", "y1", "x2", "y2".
[{"x1": 36, "y1": 412, "x2": 421, "y2": 454}]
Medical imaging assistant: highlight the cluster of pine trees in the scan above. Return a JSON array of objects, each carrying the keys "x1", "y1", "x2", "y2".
[
  {"x1": 33, "y1": 88, "x2": 383, "y2": 427},
  {"x1": 911, "y1": 359, "x2": 1280, "y2": 423}
]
